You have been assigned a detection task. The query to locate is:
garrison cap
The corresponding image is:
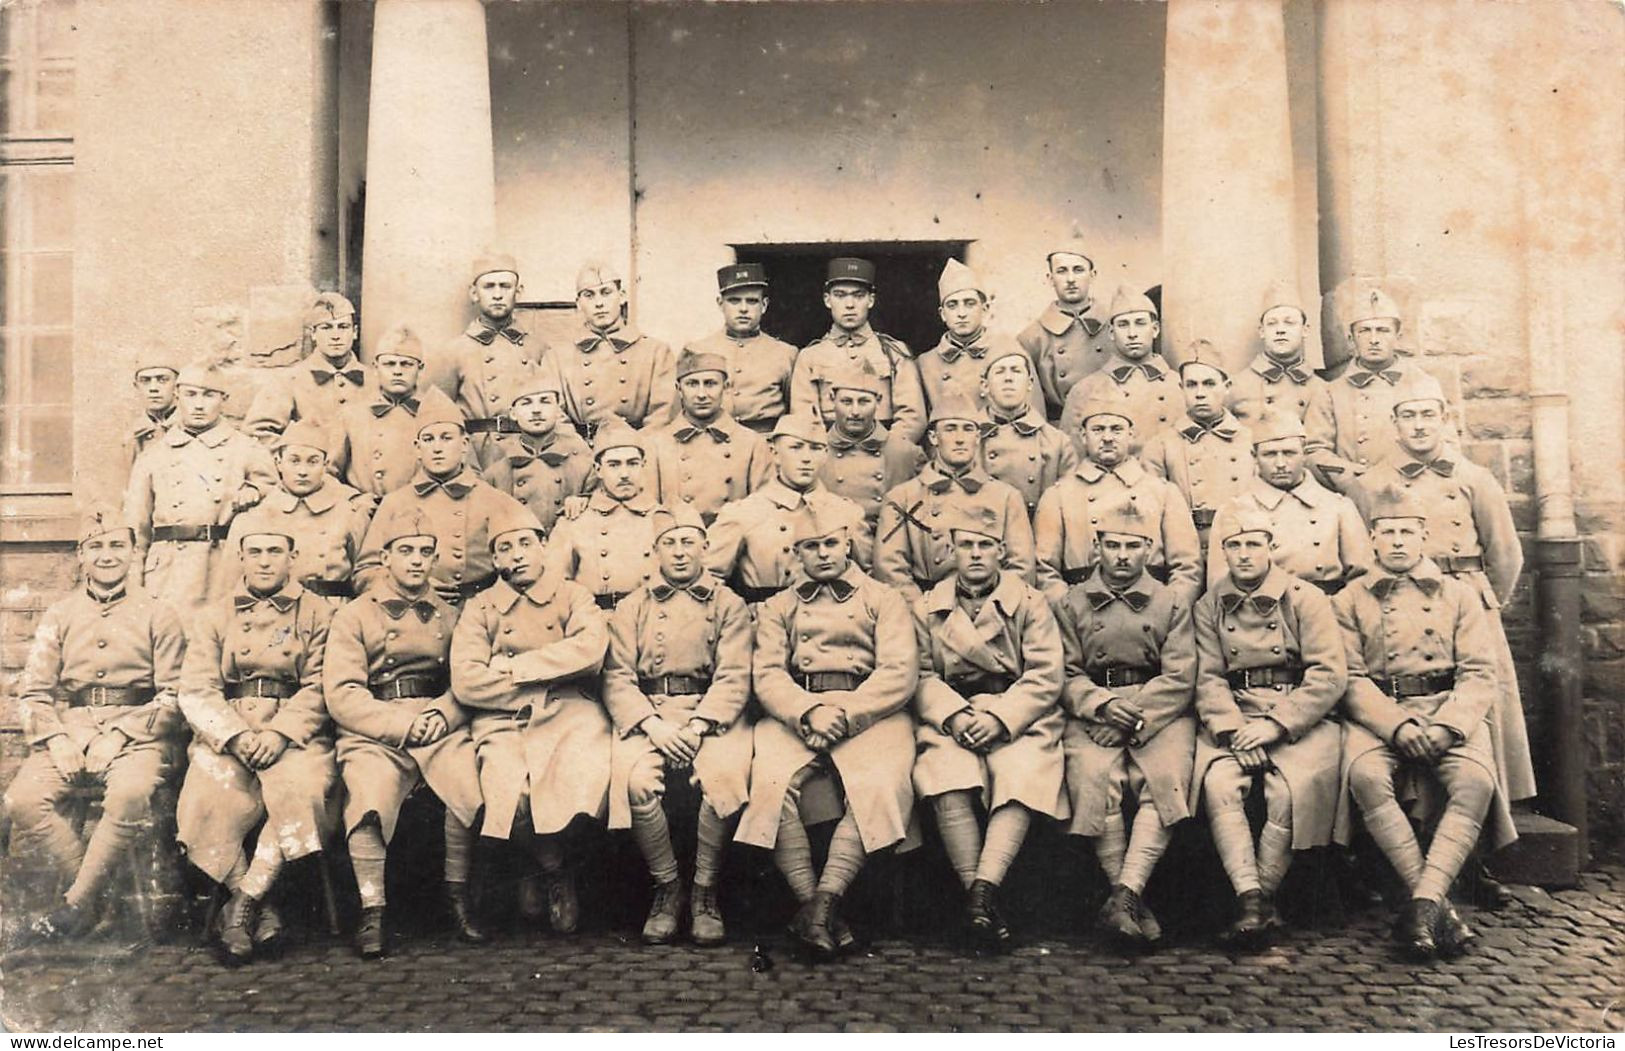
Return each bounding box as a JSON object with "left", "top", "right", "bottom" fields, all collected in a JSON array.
[
  {"left": 510, "top": 364, "right": 563, "bottom": 401},
  {"left": 825, "top": 257, "right": 875, "bottom": 289},
  {"left": 675, "top": 349, "right": 729, "bottom": 381},
  {"left": 230, "top": 504, "right": 296, "bottom": 547},
  {"left": 275, "top": 420, "right": 333, "bottom": 456},
  {"left": 717, "top": 262, "right": 768, "bottom": 294},
  {"left": 1250, "top": 410, "right": 1308, "bottom": 446},
  {"left": 1178, "top": 339, "right": 1229, "bottom": 380},
  {"left": 304, "top": 292, "right": 356, "bottom": 328},
  {"left": 928, "top": 390, "right": 988, "bottom": 428},
  {"left": 1367, "top": 486, "right": 1429, "bottom": 524},
  {"left": 78, "top": 502, "right": 133, "bottom": 545},
  {"left": 592, "top": 419, "right": 646, "bottom": 460},
  {"left": 937, "top": 258, "right": 984, "bottom": 303},
  {"left": 471, "top": 252, "right": 519, "bottom": 283},
  {"left": 175, "top": 362, "right": 230, "bottom": 396},
  {"left": 487, "top": 501, "right": 545, "bottom": 548},
  {"left": 652, "top": 504, "right": 706, "bottom": 541},
  {"left": 1349, "top": 286, "right": 1402, "bottom": 327},
  {"left": 1093, "top": 502, "right": 1156, "bottom": 542},
  {"left": 414, "top": 393, "right": 467, "bottom": 437},
  {"left": 944, "top": 503, "right": 1004, "bottom": 543},
  {"left": 1046, "top": 225, "right": 1095, "bottom": 270},
  {"left": 769, "top": 414, "right": 829, "bottom": 446},
  {"left": 374, "top": 325, "right": 425, "bottom": 364},
  {"left": 1108, "top": 286, "right": 1159, "bottom": 322},
  {"left": 576, "top": 261, "right": 621, "bottom": 292},
  {"left": 827, "top": 359, "right": 884, "bottom": 397},
  {"left": 791, "top": 502, "right": 852, "bottom": 545},
  {"left": 1221, "top": 507, "right": 1276, "bottom": 543},
  {"left": 374, "top": 505, "right": 438, "bottom": 548},
  {"left": 132, "top": 359, "right": 179, "bottom": 381},
  {"left": 982, "top": 348, "right": 1032, "bottom": 377},
  {"left": 1075, "top": 390, "right": 1135, "bottom": 428},
  {"left": 1258, "top": 279, "right": 1305, "bottom": 321}
]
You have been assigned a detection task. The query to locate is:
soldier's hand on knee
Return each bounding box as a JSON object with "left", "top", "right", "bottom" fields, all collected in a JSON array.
[
  {"left": 1234, "top": 746, "right": 1270, "bottom": 773},
  {"left": 253, "top": 731, "right": 290, "bottom": 769},
  {"left": 44, "top": 735, "right": 86, "bottom": 780},
  {"left": 1420, "top": 724, "right": 1455, "bottom": 762},
  {"left": 804, "top": 705, "right": 847, "bottom": 743},
  {"left": 407, "top": 710, "right": 449, "bottom": 747},
  {"left": 1392, "top": 721, "right": 1432, "bottom": 762},
  {"left": 644, "top": 716, "right": 697, "bottom": 766},
  {"left": 962, "top": 711, "right": 1006, "bottom": 751},
  {"left": 83, "top": 730, "right": 124, "bottom": 775},
  {"left": 1230, "top": 718, "right": 1286, "bottom": 752},
  {"left": 945, "top": 709, "right": 974, "bottom": 743},
  {"left": 1083, "top": 722, "right": 1126, "bottom": 749},
  {"left": 1098, "top": 697, "right": 1143, "bottom": 734}
]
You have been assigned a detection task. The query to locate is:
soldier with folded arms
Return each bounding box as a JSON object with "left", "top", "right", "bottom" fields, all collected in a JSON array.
[
  {"left": 1193, "top": 509, "right": 1346, "bottom": 949},
  {"left": 5, "top": 506, "right": 188, "bottom": 943},
  {"left": 603, "top": 507, "right": 754, "bottom": 946},
  {"left": 736, "top": 504, "right": 918, "bottom": 960}
]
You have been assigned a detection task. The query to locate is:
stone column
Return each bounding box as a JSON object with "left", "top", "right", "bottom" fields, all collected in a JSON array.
[
  {"left": 1160, "top": 0, "right": 1322, "bottom": 371},
  {"left": 360, "top": 0, "right": 495, "bottom": 357}
]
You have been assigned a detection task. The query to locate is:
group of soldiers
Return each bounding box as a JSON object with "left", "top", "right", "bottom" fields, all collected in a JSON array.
[{"left": 6, "top": 243, "right": 1533, "bottom": 969}]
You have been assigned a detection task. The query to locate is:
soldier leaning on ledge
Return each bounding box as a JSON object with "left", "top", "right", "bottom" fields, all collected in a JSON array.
[{"left": 6, "top": 505, "right": 188, "bottom": 943}]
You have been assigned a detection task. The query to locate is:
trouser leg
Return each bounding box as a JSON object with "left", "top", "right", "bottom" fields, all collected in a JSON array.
[
  {"left": 931, "top": 790, "right": 983, "bottom": 888},
  {"left": 973, "top": 803, "right": 1031, "bottom": 887}
]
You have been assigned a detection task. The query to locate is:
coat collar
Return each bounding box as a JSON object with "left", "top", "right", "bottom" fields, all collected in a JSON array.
[
  {"left": 1214, "top": 565, "right": 1290, "bottom": 606},
  {"left": 825, "top": 324, "right": 875, "bottom": 348},
  {"left": 234, "top": 580, "right": 306, "bottom": 614},
  {"left": 411, "top": 465, "right": 479, "bottom": 498},
  {"left": 984, "top": 409, "right": 1043, "bottom": 437},
  {"left": 650, "top": 576, "right": 715, "bottom": 603},
  {"left": 486, "top": 572, "right": 562, "bottom": 613},
  {"left": 132, "top": 407, "right": 175, "bottom": 439},
  {"left": 925, "top": 569, "right": 1023, "bottom": 618},
  {"left": 1180, "top": 411, "right": 1241, "bottom": 443},
  {"left": 1361, "top": 557, "right": 1445, "bottom": 599},
  {"left": 164, "top": 421, "right": 233, "bottom": 448},
  {"left": 574, "top": 320, "right": 643, "bottom": 352},
  {"left": 1249, "top": 473, "right": 1330, "bottom": 510},
  {"left": 272, "top": 480, "right": 339, "bottom": 515},
  {"left": 826, "top": 420, "right": 890, "bottom": 453},
  {"left": 1102, "top": 351, "right": 1171, "bottom": 384},
  {"left": 1073, "top": 457, "right": 1147, "bottom": 486},
  {"left": 919, "top": 460, "right": 991, "bottom": 495},
  {"left": 465, "top": 316, "right": 527, "bottom": 347},
  {"left": 1248, "top": 351, "right": 1313, "bottom": 384},
  {"left": 761, "top": 478, "right": 817, "bottom": 511},
  {"left": 587, "top": 487, "right": 657, "bottom": 516},
  {"left": 1037, "top": 301, "right": 1104, "bottom": 338},
  {"left": 1081, "top": 565, "right": 1154, "bottom": 612}
]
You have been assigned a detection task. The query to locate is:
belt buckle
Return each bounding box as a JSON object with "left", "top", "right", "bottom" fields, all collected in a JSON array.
[
  {"left": 85, "top": 685, "right": 110, "bottom": 706},
  {"left": 1243, "top": 669, "right": 1263, "bottom": 689},
  {"left": 1103, "top": 668, "right": 1125, "bottom": 688}
]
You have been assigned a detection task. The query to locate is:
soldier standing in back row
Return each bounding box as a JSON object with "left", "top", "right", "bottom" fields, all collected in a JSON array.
[
  {"left": 791, "top": 257, "right": 927, "bottom": 446},
  {"left": 1058, "top": 287, "right": 1179, "bottom": 456},
  {"left": 815, "top": 360, "right": 925, "bottom": 543},
  {"left": 246, "top": 293, "right": 375, "bottom": 454},
  {"left": 1017, "top": 239, "right": 1114, "bottom": 419},
  {"left": 1226, "top": 281, "right": 1334, "bottom": 437},
  {"left": 644, "top": 350, "right": 774, "bottom": 524},
  {"left": 331, "top": 326, "right": 467, "bottom": 500},
  {"left": 479, "top": 371, "right": 597, "bottom": 536},
  {"left": 916, "top": 260, "right": 1044, "bottom": 419},
  {"left": 683, "top": 263, "right": 799, "bottom": 434},
  {"left": 123, "top": 358, "right": 179, "bottom": 474},
  {"left": 550, "top": 262, "right": 677, "bottom": 441}
]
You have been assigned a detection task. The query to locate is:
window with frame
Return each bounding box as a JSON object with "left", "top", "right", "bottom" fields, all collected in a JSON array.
[{"left": 1, "top": 0, "right": 75, "bottom": 494}]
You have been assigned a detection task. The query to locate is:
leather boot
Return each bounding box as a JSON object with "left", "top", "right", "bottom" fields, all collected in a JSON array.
[
  {"left": 791, "top": 891, "right": 839, "bottom": 959},
  {"left": 1436, "top": 900, "right": 1478, "bottom": 958},
  {"left": 1097, "top": 885, "right": 1147, "bottom": 948},
  {"left": 1221, "top": 889, "right": 1268, "bottom": 949},
  {"left": 446, "top": 881, "right": 487, "bottom": 943},
  {"left": 218, "top": 890, "right": 259, "bottom": 965},
  {"left": 546, "top": 869, "right": 580, "bottom": 934},
  {"left": 966, "top": 879, "right": 1011, "bottom": 951},
  {"left": 252, "top": 900, "right": 285, "bottom": 952},
  {"left": 829, "top": 911, "right": 857, "bottom": 954},
  {"left": 641, "top": 879, "right": 685, "bottom": 945},
  {"left": 1397, "top": 898, "right": 1440, "bottom": 960},
  {"left": 1470, "top": 861, "right": 1513, "bottom": 911},
  {"left": 517, "top": 872, "right": 546, "bottom": 922},
  {"left": 1135, "top": 894, "right": 1164, "bottom": 945},
  {"left": 689, "top": 883, "right": 726, "bottom": 947},
  {"left": 356, "top": 904, "right": 387, "bottom": 960},
  {"left": 1253, "top": 893, "right": 1283, "bottom": 944},
  {"left": 25, "top": 900, "right": 95, "bottom": 945}
]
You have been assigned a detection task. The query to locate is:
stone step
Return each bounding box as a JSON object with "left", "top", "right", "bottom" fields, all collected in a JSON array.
[{"left": 1490, "top": 811, "right": 1581, "bottom": 889}]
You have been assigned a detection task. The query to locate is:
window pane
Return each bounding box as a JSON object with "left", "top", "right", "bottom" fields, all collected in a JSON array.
[
  {"left": 28, "top": 251, "right": 71, "bottom": 325},
  {"left": 29, "top": 167, "right": 72, "bottom": 248},
  {"left": 36, "top": 0, "right": 77, "bottom": 60},
  {"left": 16, "top": 405, "right": 73, "bottom": 487},
  {"left": 32, "top": 62, "right": 73, "bottom": 134},
  {"left": 28, "top": 329, "right": 71, "bottom": 404}
]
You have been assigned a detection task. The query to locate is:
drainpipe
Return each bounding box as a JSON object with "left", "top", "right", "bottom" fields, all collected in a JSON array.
[{"left": 1530, "top": 383, "right": 1587, "bottom": 865}]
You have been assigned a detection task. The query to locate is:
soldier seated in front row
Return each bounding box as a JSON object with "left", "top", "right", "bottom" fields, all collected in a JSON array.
[
  {"left": 1333, "top": 490, "right": 1517, "bottom": 960},
  {"left": 1193, "top": 510, "right": 1346, "bottom": 949},
  {"left": 1055, "top": 506, "right": 1197, "bottom": 950},
  {"left": 737, "top": 505, "right": 919, "bottom": 961},
  {"left": 603, "top": 509, "right": 755, "bottom": 946},
  {"left": 323, "top": 506, "right": 486, "bottom": 958},
  {"left": 6, "top": 506, "right": 187, "bottom": 943},
  {"left": 912, "top": 508, "right": 1067, "bottom": 952},
  {"left": 176, "top": 528, "right": 338, "bottom": 965}
]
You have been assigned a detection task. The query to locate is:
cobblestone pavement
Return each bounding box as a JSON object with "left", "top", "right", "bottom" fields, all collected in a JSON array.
[{"left": 1, "top": 867, "right": 1619, "bottom": 1033}]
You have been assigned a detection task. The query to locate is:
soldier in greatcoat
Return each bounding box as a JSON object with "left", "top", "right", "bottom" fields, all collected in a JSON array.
[
  {"left": 1334, "top": 489, "right": 1516, "bottom": 959},
  {"left": 175, "top": 527, "right": 338, "bottom": 964},
  {"left": 976, "top": 349, "right": 1078, "bottom": 519},
  {"left": 1054, "top": 505, "right": 1197, "bottom": 949},
  {"left": 479, "top": 370, "right": 596, "bottom": 537},
  {"left": 916, "top": 260, "right": 1044, "bottom": 419},
  {"left": 330, "top": 325, "right": 468, "bottom": 499},
  {"left": 123, "top": 358, "right": 179, "bottom": 475},
  {"left": 683, "top": 262, "right": 798, "bottom": 434},
  {"left": 1015, "top": 240, "right": 1114, "bottom": 419},
  {"left": 549, "top": 261, "right": 677, "bottom": 441},
  {"left": 5, "top": 506, "right": 187, "bottom": 942},
  {"left": 1193, "top": 509, "right": 1347, "bottom": 948},
  {"left": 602, "top": 507, "right": 754, "bottom": 946},
  {"left": 323, "top": 505, "right": 485, "bottom": 957},
  {"left": 912, "top": 506, "right": 1066, "bottom": 951},
  {"left": 1226, "top": 281, "right": 1334, "bottom": 438},
  {"left": 644, "top": 350, "right": 774, "bottom": 524},
  {"left": 815, "top": 361, "right": 925, "bottom": 543},
  {"left": 1058, "top": 287, "right": 1180, "bottom": 456},
  {"left": 245, "top": 292, "right": 375, "bottom": 453},
  {"left": 875, "top": 393, "right": 1035, "bottom": 607},
  {"left": 736, "top": 504, "right": 918, "bottom": 960},
  {"left": 451, "top": 503, "right": 611, "bottom": 935}
]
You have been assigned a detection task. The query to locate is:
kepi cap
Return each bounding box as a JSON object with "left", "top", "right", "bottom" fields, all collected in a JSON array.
[
  {"left": 825, "top": 257, "right": 875, "bottom": 289},
  {"left": 717, "top": 262, "right": 768, "bottom": 294}
]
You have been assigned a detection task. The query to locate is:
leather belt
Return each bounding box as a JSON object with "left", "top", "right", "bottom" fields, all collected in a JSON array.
[
  {"left": 739, "top": 417, "right": 778, "bottom": 434},
  {"left": 1435, "top": 555, "right": 1485, "bottom": 574},
  {"left": 303, "top": 578, "right": 356, "bottom": 599},
  {"left": 69, "top": 685, "right": 155, "bottom": 708},
  {"left": 369, "top": 671, "right": 450, "bottom": 700},
  {"left": 734, "top": 582, "right": 784, "bottom": 604},
  {"left": 595, "top": 591, "right": 630, "bottom": 611},
  {"left": 946, "top": 672, "right": 1017, "bottom": 695},
  {"left": 1060, "top": 566, "right": 1090, "bottom": 586},
  {"left": 448, "top": 578, "right": 494, "bottom": 601},
  {"left": 571, "top": 420, "right": 600, "bottom": 443},
  {"left": 639, "top": 674, "right": 712, "bottom": 696},
  {"left": 796, "top": 671, "right": 864, "bottom": 692},
  {"left": 464, "top": 417, "right": 520, "bottom": 435},
  {"left": 1310, "top": 578, "right": 1347, "bottom": 596},
  {"left": 152, "top": 523, "right": 231, "bottom": 543},
  {"left": 913, "top": 575, "right": 942, "bottom": 594},
  {"left": 1088, "top": 665, "right": 1159, "bottom": 688},
  {"left": 1191, "top": 507, "right": 1217, "bottom": 529},
  {"left": 1373, "top": 671, "right": 1456, "bottom": 698},
  {"left": 226, "top": 677, "right": 298, "bottom": 701},
  {"left": 1225, "top": 665, "right": 1305, "bottom": 690}
]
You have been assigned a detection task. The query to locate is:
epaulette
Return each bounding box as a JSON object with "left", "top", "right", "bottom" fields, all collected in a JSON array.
[{"left": 877, "top": 332, "right": 914, "bottom": 360}]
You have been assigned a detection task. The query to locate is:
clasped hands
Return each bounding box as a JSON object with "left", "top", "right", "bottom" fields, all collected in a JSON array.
[
  {"left": 945, "top": 707, "right": 1005, "bottom": 753},
  {"left": 1392, "top": 720, "right": 1456, "bottom": 764},
  {"left": 228, "top": 729, "right": 290, "bottom": 770},
  {"left": 1227, "top": 717, "right": 1287, "bottom": 772},
  {"left": 1084, "top": 696, "right": 1144, "bottom": 748},
  {"left": 643, "top": 715, "right": 706, "bottom": 768},
  {"left": 800, "top": 704, "right": 850, "bottom": 752},
  {"left": 404, "top": 709, "right": 451, "bottom": 748}
]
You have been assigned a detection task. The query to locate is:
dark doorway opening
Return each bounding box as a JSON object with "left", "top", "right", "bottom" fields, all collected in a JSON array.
[{"left": 731, "top": 241, "right": 971, "bottom": 354}]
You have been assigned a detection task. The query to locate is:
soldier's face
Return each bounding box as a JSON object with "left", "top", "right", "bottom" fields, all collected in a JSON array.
[
  {"left": 1255, "top": 437, "right": 1307, "bottom": 489},
  {"left": 981, "top": 356, "right": 1033, "bottom": 414},
  {"left": 471, "top": 271, "right": 520, "bottom": 322},
  {"left": 134, "top": 368, "right": 177, "bottom": 413},
  {"left": 1258, "top": 306, "right": 1306, "bottom": 361},
  {"left": 796, "top": 533, "right": 850, "bottom": 581},
  {"left": 677, "top": 372, "right": 727, "bottom": 422},
  {"left": 310, "top": 314, "right": 356, "bottom": 362},
  {"left": 1083, "top": 415, "right": 1132, "bottom": 468},
  {"left": 1372, "top": 517, "right": 1427, "bottom": 573},
  {"left": 824, "top": 283, "right": 873, "bottom": 331},
  {"left": 720, "top": 289, "right": 767, "bottom": 336},
  {"left": 374, "top": 353, "right": 422, "bottom": 397},
  {"left": 1393, "top": 399, "right": 1445, "bottom": 456},
  {"left": 1181, "top": 364, "right": 1229, "bottom": 423},
  {"left": 1350, "top": 318, "right": 1399, "bottom": 367},
  {"left": 1111, "top": 312, "right": 1159, "bottom": 361},
  {"left": 929, "top": 419, "right": 981, "bottom": 469},
  {"left": 416, "top": 424, "right": 467, "bottom": 477},
  {"left": 177, "top": 384, "right": 226, "bottom": 429},
  {"left": 1048, "top": 254, "right": 1094, "bottom": 305},
  {"left": 78, "top": 531, "right": 135, "bottom": 589},
  {"left": 510, "top": 391, "right": 562, "bottom": 435},
  {"left": 952, "top": 531, "right": 1004, "bottom": 587},
  {"left": 277, "top": 444, "right": 328, "bottom": 497},
  {"left": 831, "top": 389, "right": 879, "bottom": 437},
  {"left": 939, "top": 292, "right": 987, "bottom": 338},
  {"left": 1222, "top": 532, "right": 1273, "bottom": 586},
  {"left": 1095, "top": 532, "right": 1150, "bottom": 586},
  {"left": 773, "top": 436, "right": 827, "bottom": 489},
  {"left": 240, "top": 534, "right": 294, "bottom": 594},
  {"left": 492, "top": 528, "right": 544, "bottom": 588},
  {"left": 383, "top": 536, "right": 438, "bottom": 591},
  {"left": 656, "top": 527, "right": 706, "bottom": 584},
  {"left": 577, "top": 281, "right": 624, "bottom": 330},
  {"left": 597, "top": 448, "right": 645, "bottom": 501}
]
